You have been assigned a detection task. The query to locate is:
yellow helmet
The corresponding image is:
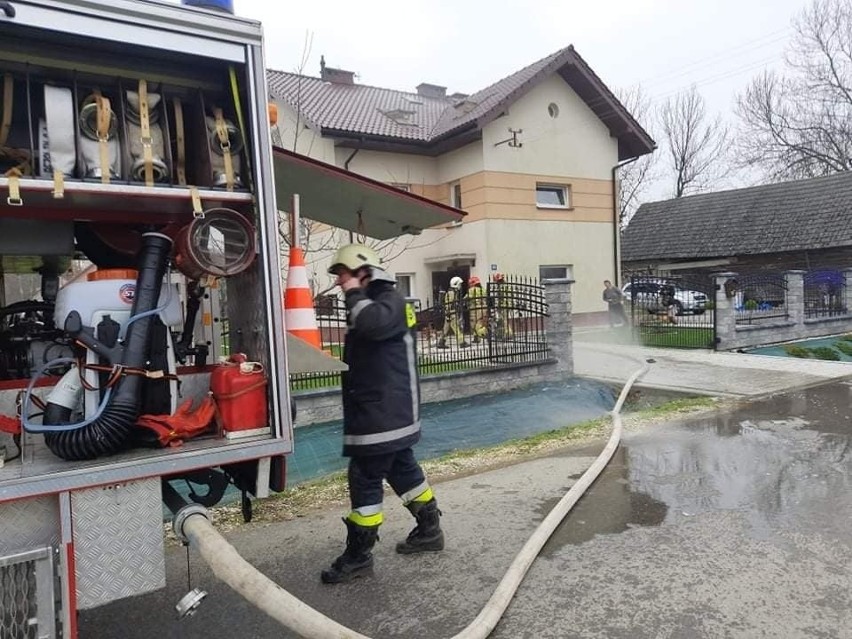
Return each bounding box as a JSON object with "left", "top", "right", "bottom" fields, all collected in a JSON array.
[{"left": 328, "top": 243, "right": 382, "bottom": 274}]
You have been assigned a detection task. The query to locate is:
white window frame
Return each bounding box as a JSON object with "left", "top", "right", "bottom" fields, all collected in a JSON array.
[
  {"left": 535, "top": 183, "right": 570, "bottom": 209},
  {"left": 539, "top": 264, "right": 574, "bottom": 280},
  {"left": 396, "top": 273, "right": 414, "bottom": 298}
]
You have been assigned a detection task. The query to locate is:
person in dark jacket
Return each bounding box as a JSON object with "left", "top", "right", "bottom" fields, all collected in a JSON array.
[{"left": 321, "top": 243, "right": 445, "bottom": 585}]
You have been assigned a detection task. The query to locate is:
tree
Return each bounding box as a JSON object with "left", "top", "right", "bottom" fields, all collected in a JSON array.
[
  {"left": 737, "top": 0, "right": 852, "bottom": 180},
  {"left": 659, "top": 87, "right": 729, "bottom": 198},
  {"left": 615, "top": 86, "right": 658, "bottom": 226}
]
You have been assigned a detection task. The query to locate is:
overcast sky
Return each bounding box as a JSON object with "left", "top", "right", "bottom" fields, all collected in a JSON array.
[{"left": 231, "top": 0, "right": 808, "bottom": 130}]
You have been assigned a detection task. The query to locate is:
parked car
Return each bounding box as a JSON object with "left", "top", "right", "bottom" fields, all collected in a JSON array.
[{"left": 622, "top": 280, "right": 708, "bottom": 315}]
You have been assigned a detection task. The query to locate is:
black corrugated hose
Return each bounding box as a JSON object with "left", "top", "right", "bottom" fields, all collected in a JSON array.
[{"left": 43, "top": 233, "right": 173, "bottom": 460}]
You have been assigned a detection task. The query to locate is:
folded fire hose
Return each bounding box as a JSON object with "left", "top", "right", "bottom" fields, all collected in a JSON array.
[
  {"left": 42, "top": 85, "right": 76, "bottom": 178},
  {"left": 126, "top": 82, "right": 169, "bottom": 185},
  {"left": 78, "top": 91, "right": 121, "bottom": 182},
  {"left": 168, "top": 360, "right": 652, "bottom": 638}
]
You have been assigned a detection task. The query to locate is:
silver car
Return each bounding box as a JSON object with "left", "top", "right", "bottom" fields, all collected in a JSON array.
[{"left": 622, "top": 280, "right": 708, "bottom": 315}]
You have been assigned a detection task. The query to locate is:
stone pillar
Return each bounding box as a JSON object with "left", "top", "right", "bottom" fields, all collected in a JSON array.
[
  {"left": 843, "top": 269, "right": 852, "bottom": 314},
  {"left": 714, "top": 272, "right": 737, "bottom": 350},
  {"left": 785, "top": 270, "right": 805, "bottom": 327},
  {"left": 543, "top": 278, "right": 574, "bottom": 379}
]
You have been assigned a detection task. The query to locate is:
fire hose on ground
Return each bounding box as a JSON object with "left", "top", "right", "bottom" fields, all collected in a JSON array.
[{"left": 165, "top": 359, "right": 652, "bottom": 639}]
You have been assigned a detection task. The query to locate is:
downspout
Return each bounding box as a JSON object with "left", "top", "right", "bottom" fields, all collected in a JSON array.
[
  {"left": 611, "top": 156, "right": 640, "bottom": 285},
  {"left": 344, "top": 148, "right": 360, "bottom": 243}
]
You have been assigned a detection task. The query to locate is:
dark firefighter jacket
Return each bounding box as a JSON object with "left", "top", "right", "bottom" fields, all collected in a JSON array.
[{"left": 341, "top": 269, "right": 420, "bottom": 457}]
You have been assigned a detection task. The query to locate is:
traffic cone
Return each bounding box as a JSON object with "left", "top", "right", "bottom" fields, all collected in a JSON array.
[{"left": 284, "top": 247, "right": 322, "bottom": 349}]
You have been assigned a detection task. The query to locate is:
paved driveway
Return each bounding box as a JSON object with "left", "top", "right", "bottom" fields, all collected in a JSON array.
[{"left": 81, "top": 381, "right": 852, "bottom": 638}]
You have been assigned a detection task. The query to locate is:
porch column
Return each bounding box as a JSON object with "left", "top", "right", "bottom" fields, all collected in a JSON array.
[
  {"left": 714, "top": 272, "right": 738, "bottom": 350},
  {"left": 543, "top": 278, "right": 574, "bottom": 379}
]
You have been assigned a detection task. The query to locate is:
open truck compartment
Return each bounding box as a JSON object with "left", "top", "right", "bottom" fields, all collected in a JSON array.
[{"left": 0, "top": 2, "right": 291, "bottom": 633}]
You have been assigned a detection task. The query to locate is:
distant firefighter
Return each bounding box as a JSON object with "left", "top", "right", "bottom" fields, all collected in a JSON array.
[
  {"left": 466, "top": 276, "right": 488, "bottom": 342},
  {"left": 437, "top": 276, "right": 469, "bottom": 349}
]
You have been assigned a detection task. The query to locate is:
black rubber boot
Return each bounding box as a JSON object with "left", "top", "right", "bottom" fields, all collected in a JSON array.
[
  {"left": 396, "top": 498, "right": 444, "bottom": 554},
  {"left": 321, "top": 519, "right": 379, "bottom": 584}
]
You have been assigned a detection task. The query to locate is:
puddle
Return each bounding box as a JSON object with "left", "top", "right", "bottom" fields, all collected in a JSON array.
[
  {"left": 539, "top": 381, "right": 852, "bottom": 552},
  {"left": 538, "top": 446, "right": 669, "bottom": 555}
]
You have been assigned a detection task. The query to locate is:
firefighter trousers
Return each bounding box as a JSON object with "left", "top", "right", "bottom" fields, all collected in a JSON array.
[{"left": 346, "top": 448, "right": 433, "bottom": 527}]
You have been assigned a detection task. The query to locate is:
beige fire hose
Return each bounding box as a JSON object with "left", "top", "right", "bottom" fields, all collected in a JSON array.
[{"left": 174, "top": 359, "right": 652, "bottom": 638}]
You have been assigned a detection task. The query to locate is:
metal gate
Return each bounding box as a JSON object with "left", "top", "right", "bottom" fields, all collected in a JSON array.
[{"left": 627, "top": 274, "right": 716, "bottom": 349}]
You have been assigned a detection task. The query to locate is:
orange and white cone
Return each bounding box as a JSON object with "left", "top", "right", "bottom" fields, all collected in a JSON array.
[{"left": 284, "top": 247, "right": 322, "bottom": 349}]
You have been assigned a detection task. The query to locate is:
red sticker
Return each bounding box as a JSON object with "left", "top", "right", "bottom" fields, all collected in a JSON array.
[{"left": 119, "top": 284, "right": 136, "bottom": 305}]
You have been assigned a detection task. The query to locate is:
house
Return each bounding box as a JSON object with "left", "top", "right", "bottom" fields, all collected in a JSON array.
[
  {"left": 621, "top": 172, "right": 852, "bottom": 276},
  {"left": 267, "top": 46, "right": 654, "bottom": 322}
]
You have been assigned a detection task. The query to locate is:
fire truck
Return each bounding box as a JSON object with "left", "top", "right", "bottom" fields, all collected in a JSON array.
[{"left": 0, "top": 1, "right": 462, "bottom": 636}]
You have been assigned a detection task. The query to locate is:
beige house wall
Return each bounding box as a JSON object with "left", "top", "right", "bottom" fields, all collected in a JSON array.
[
  {"left": 273, "top": 77, "right": 621, "bottom": 317},
  {"left": 333, "top": 149, "right": 439, "bottom": 186},
  {"left": 482, "top": 219, "right": 614, "bottom": 315},
  {"left": 272, "top": 99, "right": 336, "bottom": 164},
  {"left": 481, "top": 74, "right": 619, "bottom": 179}
]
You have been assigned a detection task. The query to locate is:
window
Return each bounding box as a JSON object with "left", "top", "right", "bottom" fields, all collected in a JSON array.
[
  {"left": 547, "top": 102, "right": 560, "bottom": 118},
  {"left": 536, "top": 184, "right": 570, "bottom": 209},
  {"left": 539, "top": 265, "right": 573, "bottom": 280},
  {"left": 450, "top": 182, "right": 462, "bottom": 209},
  {"left": 390, "top": 183, "right": 411, "bottom": 192},
  {"left": 396, "top": 274, "right": 414, "bottom": 298}
]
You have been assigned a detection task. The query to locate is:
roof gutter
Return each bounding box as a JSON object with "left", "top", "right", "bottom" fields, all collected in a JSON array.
[{"left": 612, "top": 156, "right": 640, "bottom": 285}]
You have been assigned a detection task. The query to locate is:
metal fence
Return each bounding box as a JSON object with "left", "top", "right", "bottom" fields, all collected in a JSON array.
[
  {"left": 734, "top": 273, "right": 789, "bottom": 325},
  {"left": 804, "top": 270, "right": 849, "bottom": 319},
  {"left": 628, "top": 274, "right": 716, "bottom": 349},
  {"left": 289, "top": 275, "right": 549, "bottom": 392}
]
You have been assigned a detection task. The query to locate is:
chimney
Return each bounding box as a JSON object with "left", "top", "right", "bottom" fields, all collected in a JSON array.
[
  {"left": 450, "top": 92, "right": 469, "bottom": 100},
  {"left": 320, "top": 57, "right": 355, "bottom": 85},
  {"left": 416, "top": 83, "right": 447, "bottom": 99}
]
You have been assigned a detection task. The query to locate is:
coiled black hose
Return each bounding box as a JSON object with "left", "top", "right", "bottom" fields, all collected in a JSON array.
[{"left": 44, "top": 233, "right": 173, "bottom": 461}]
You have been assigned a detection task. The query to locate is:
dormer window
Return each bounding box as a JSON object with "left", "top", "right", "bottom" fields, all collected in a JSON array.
[{"left": 380, "top": 108, "right": 416, "bottom": 125}]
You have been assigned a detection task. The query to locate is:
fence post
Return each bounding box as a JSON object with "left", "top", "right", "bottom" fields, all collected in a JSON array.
[
  {"left": 844, "top": 269, "right": 852, "bottom": 314},
  {"left": 542, "top": 278, "right": 574, "bottom": 379},
  {"left": 785, "top": 270, "right": 805, "bottom": 328},
  {"left": 714, "top": 272, "right": 737, "bottom": 350}
]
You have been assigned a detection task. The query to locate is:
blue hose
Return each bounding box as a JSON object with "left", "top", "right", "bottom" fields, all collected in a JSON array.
[
  {"left": 23, "top": 267, "right": 174, "bottom": 434},
  {"left": 21, "top": 358, "right": 114, "bottom": 433}
]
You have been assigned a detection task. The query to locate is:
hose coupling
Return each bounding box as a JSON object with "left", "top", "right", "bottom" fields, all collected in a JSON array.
[{"left": 173, "top": 504, "right": 209, "bottom": 543}]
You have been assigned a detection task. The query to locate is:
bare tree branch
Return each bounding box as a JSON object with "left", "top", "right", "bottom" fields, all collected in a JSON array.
[
  {"left": 737, "top": 0, "right": 852, "bottom": 179},
  {"left": 614, "top": 86, "right": 658, "bottom": 226},
  {"left": 659, "top": 87, "right": 730, "bottom": 197}
]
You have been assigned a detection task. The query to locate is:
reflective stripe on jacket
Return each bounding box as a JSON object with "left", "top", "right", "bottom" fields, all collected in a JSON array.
[{"left": 341, "top": 277, "right": 420, "bottom": 457}]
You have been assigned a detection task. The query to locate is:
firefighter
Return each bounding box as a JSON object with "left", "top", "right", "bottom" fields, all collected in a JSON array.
[
  {"left": 465, "top": 276, "right": 488, "bottom": 342},
  {"left": 437, "top": 275, "right": 469, "bottom": 349},
  {"left": 492, "top": 273, "right": 514, "bottom": 339},
  {"left": 322, "top": 243, "right": 444, "bottom": 584}
]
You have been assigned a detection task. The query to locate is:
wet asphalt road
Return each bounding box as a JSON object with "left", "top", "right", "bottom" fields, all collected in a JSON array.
[{"left": 80, "top": 381, "right": 852, "bottom": 638}]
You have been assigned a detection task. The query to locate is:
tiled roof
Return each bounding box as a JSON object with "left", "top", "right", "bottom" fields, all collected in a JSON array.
[
  {"left": 429, "top": 47, "right": 568, "bottom": 138},
  {"left": 267, "top": 46, "right": 655, "bottom": 158},
  {"left": 621, "top": 171, "right": 852, "bottom": 262},
  {"left": 267, "top": 72, "right": 450, "bottom": 141}
]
